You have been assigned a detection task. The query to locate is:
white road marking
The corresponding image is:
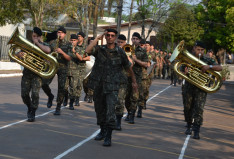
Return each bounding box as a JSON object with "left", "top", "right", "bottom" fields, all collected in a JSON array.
[
  {"left": 178, "top": 135, "right": 191, "bottom": 159},
  {"left": 0, "top": 102, "right": 84, "bottom": 130},
  {"left": 54, "top": 85, "right": 172, "bottom": 158},
  {"left": 54, "top": 129, "right": 100, "bottom": 159}
]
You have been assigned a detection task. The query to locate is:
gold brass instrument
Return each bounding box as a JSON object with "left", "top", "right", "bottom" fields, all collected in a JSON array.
[
  {"left": 123, "top": 44, "right": 135, "bottom": 56},
  {"left": 169, "top": 40, "right": 222, "bottom": 93},
  {"left": 8, "top": 27, "right": 58, "bottom": 79}
]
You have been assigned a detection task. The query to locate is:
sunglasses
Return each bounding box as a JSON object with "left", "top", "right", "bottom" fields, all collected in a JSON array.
[{"left": 106, "top": 34, "right": 115, "bottom": 37}]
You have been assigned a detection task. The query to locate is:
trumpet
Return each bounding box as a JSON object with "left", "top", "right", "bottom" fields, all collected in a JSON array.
[
  {"left": 122, "top": 44, "right": 135, "bottom": 56},
  {"left": 169, "top": 40, "right": 222, "bottom": 93}
]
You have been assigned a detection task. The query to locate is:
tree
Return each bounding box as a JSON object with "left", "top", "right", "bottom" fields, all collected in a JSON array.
[
  {"left": 195, "top": 0, "right": 234, "bottom": 52},
  {"left": 156, "top": 4, "right": 204, "bottom": 51},
  {"left": 0, "top": 0, "right": 25, "bottom": 26}
]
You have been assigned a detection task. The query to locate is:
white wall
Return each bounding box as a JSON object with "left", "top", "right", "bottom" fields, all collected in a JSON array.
[{"left": 0, "top": 23, "right": 26, "bottom": 37}]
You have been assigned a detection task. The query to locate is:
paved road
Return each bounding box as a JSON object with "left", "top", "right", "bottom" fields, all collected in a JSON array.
[{"left": 0, "top": 76, "right": 233, "bottom": 159}]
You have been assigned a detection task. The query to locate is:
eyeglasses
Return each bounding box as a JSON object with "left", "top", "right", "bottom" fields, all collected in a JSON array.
[
  {"left": 70, "top": 40, "right": 77, "bottom": 41},
  {"left": 106, "top": 34, "right": 115, "bottom": 37}
]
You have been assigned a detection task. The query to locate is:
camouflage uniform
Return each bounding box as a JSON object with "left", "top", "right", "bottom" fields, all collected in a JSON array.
[
  {"left": 46, "top": 39, "right": 72, "bottom": 107},
  {"left": 183, "top": 56, "right": 218, "bottom": 126},
  {"left": 76, "top": 43, "right": 86, "bottom": 98},
  {"left": 125, "top": 46, "right": 148, "bottom": 120},
  {"left": 64, "top": 46, "right": 80, "bottom": 100},
  {"left": 21, "top": 69, "right": 42, "bottom": 111},
  {"left": 138, "top": 51, "right": 153, "bottom": 110},
  {"left": 21, "top": 41, "right": 49, "bottom": 111},
  {"left": 115, "top": 69, "right": 128, "bottom": 116},
  {"left": 88, "top": 45, "right": 131, "bottom": 129}
]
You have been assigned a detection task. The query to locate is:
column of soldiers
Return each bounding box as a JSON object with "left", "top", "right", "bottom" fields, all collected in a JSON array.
[{"left": 16, "top": 26, "right": 166, "bottom": 146}]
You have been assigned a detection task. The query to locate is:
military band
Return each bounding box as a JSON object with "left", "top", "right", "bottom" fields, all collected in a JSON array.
[{"left": 11, "top": 24, "right": 223, "bottom": 147}]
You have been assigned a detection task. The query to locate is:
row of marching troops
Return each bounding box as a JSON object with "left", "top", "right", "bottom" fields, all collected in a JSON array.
[
  {"left": 15, "top": 25, "right": 223, "bottom": 147},
  {"left": 16, "top": 25, "right": 160, "bottom": 146}
]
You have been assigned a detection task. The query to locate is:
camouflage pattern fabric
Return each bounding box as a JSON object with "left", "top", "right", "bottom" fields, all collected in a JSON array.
[
  {"left": 182, "top": 56, "right": 218, "bottom": 125},
  {"left": 88, "top": 45, "right": 131, "bottom": 129},
  {"left": 21, "top": 69, "right": 42, "bottom": 110}
]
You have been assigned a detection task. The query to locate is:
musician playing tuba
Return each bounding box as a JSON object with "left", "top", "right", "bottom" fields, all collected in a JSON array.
[
  {"left": 15, "top": 27, "right": 51, "bottom": 122},
  {"left": 181, "top": 41, "right": 222, "bottom": 139}
]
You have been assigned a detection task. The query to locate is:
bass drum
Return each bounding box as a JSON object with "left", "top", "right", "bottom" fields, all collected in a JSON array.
[{"left": 84, "top": 55, "right": 95, "bottom": 79}]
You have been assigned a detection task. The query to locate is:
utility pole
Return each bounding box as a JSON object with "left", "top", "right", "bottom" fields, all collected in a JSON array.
[{"left": 116, "top": 0, "right": 123, "bottom": 37}]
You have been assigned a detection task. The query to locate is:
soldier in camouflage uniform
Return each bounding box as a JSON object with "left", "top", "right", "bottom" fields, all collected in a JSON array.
[
  {"left": 74, "top": 32, "right": 90, "bottom": 106},
  {"left": 125, "top": 32, "right": 149, "bottom": 124},
  {"left": 63, "top": 34, "right": 83, "bottom": 110},
  {"left": 182, "top": 41, "right": 222, "bottom": 139},
  {"left": 137, "top": 40, "right": 151, "bottom": 118},
  {"left": 115, "top": 34, "right": 132, "bottom": 130},
  {"left": 86, "top": 29, "right": 137, "bottom": 146},
  {"left": 16, "top": 27, "right": 51, "bottom": 122},
  {"left": 47, "top": 26, "right": 72, "bottom": 115}
]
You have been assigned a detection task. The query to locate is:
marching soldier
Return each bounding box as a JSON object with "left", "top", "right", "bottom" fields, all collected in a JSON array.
[
  {"left": 16, "top": 27, "right": 51, "bottom": 122},
  {"left": 182, "top": 41, "right": 222, "bottom": 139},
  {"left": 63, "top": 34, "right": 83, "bottom": 110},
  {"left": 115, "top": 34, "right": 133, "bottom": 130},
  {"left": 48, "top": 26, "right": 72, "bottom": 115},
  {"left": 125, "top": 32, "right": 148, "bottom": 124},
  {"left": 74, "top": 31, "right": 90, "bottom": 106},
  {"left": 137, "top": 41, "right": 153, "bottom": 118},
  {"left": 85, "top": 29, "right": 137, "bottom": 146}
]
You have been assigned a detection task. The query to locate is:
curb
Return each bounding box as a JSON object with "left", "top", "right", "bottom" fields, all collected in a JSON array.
[{"left": 0, "top": 73, "right": 23, "bottom": 78}]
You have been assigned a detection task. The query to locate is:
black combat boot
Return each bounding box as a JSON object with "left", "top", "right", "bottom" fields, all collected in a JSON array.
[
  {"left": 74, "top": 97, "right": 80, "bottom": 106},
  {"left": 27, "top": 108, "right": 36, "bottom": 122},
  {"left": 47, "top": 94, "right": 54, "bottom": 108},
  {"left": 103, "top": 128, "right": 113, "bottom": 146},
  {"left": 88, "top": 95, "right": 93, "bottom": 103},
  {"left": 54, "top": 104, "right": 61, "bottom": 115},
  {"left": 84, "top": 94, "right": 88, "bottom": 102},
  {"left": 95, "top": 125, "right": 107, "bottom": 140},
  {"left": 124, "top": 112, "right": 130, "bottom": 121},
  {"left": 128, "top": 110, "right": 136, "bottom": 124},
  {"left": 185, "top": 123, "right": 192, "bottom": 135},
  {"left": 116, "top": 115, "right": 122, "bottom": 131},
  {"left": 63, "top": 93, "right": 68, "bottom": 106},
  {"left": 137, "top": 106, "right": 143, "bottom": 118},
  {"left": 192, "top": 124, "right": 200, "bottom": 139},
  {"left": 69, "top": 99, "right": 75, "bottom": 110}
]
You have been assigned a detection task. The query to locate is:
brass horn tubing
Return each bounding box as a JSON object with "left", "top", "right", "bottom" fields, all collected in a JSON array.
[
  {"left": 9, "top": 45, "right": 57, "bottom": 79},
  {"left": 174, "top": 61, "right": 221, "bottom": 93}
]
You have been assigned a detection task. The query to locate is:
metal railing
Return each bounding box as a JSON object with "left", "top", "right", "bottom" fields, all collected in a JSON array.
[{"left": 0, "top": 36, "right": 11, "bottom": 61}]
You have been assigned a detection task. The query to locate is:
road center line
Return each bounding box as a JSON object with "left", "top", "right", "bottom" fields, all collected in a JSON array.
[{"left": 54, "top": 85, "right": 172, "bottom": 159}]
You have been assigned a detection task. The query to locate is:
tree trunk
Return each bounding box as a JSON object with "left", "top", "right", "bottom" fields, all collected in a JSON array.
[
  {"left": 93, "top": 0, "right": 100, "bottom": 38},
  {"left": 116, "top": 0, "right": 123, "bottom": 37},
  {"left": 127, "top": 0, "right": 134, "bottom": 44}
]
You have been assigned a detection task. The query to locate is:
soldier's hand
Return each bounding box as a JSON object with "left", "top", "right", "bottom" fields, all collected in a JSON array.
[
  {"left": 16, "top": 51, "right": 25, "bottom": 58},
  {"left": 132, "top": 55, "right": 137, "bottom": 61},
  {"left": 56, "top": 48, "right": 63, "bottom": 54},
  {"left": 201, "top": 65, "right": 210, "bottom": 73}
]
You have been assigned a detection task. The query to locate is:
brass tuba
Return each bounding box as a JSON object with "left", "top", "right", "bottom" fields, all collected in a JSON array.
[
  {"left": 8, "top": 27, "right": 58, "bottom": 79},
  {"left": 169, "top": 40, "right": 222, "bottom": 93},
  {"left": 122, "top": 44, "right": 135, "bottom": 56}
]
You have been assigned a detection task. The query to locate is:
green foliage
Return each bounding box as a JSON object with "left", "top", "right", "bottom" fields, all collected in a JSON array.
[
  {"left": 0, "top": 0, "right": 25, "bottom": 26},
  {"left": 194, "top": 0, "right": 234, "bottom": 52},
  {"left": 157, "top": 4, "right": 204, "bottom": 49}
]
